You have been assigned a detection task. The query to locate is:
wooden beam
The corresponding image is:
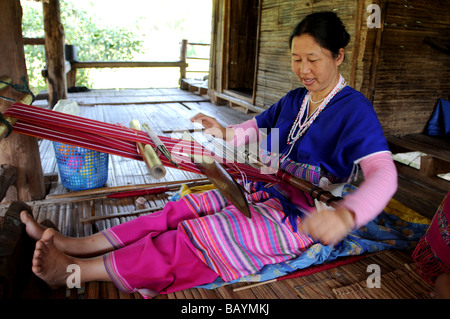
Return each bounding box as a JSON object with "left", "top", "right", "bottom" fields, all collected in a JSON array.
[
  {"left": 349, "top": 0, "right": 365, "bottom": 88},
  {"left": 388, "top": 134, "right": 450, "bottom": 163},
  {"left": 71, "top": 61, "right": 188, "bottom": 69},
  {"left": 179, "top": 39, "right": 188, "bottom": 83},
  {"left": 22, "top": 37, "right": 45, "bottom": 45},
  {"left": 420, "top": 155, "right": 450, "bottom": 177},
  {"left": 214, "top": 91, "right": 265, "bottom": 114},
  {"left": 43, "top": 0, "right": 67, "bottom": 108},
  {"left": 367, "top": 0, "right": 387, "bottom": 103},
  {"left": 395, "top": 161, "right": 450, "bottom": 198},
  {"left": 0, "top": 0, "right": 46, "bottom": 202},
  {"left": 0, "top": 165, "right": 16, "bottom": 203}
]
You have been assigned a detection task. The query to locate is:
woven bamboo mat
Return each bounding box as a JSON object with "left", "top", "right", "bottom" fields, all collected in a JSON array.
[{"left": 332, "top": 267, "right": 432, "bottom": 299}]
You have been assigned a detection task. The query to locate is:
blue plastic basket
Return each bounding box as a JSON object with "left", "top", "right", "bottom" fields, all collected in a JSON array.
[{"left": 53, "top": 142, "right": 109, "bottom": 191}]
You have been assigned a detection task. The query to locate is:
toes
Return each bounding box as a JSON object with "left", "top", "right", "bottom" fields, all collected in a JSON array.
[
  {"left": 20, "top": 210, "right": 29, "bottom": 223},
  {"left": 33, "top": 240, "right": 47, "bottom": 259},
  {"left": 41, "top": 228, "right": 56, "bottom": 244}
]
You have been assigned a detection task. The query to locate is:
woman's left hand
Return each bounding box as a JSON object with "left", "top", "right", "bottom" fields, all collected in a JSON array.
[{"left": 299, "top": 206, "right": 355, "bottom": 246}]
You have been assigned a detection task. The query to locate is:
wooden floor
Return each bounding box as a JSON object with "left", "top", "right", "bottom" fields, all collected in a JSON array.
[{"left": 1, "top": 88, "right": 435, "bottom": 300}]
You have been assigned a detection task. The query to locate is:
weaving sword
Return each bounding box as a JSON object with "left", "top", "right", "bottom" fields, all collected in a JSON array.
[{"left": 183, "top": 133, "right": 251, "bottom": 218}]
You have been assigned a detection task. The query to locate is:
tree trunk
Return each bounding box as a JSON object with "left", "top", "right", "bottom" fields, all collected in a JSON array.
[{"left": 0, "top": 0, "right": 45, "bottom": 202}]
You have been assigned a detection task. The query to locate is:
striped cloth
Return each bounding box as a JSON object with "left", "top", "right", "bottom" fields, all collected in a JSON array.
[{"left": 179, "top": 189, "right": 313, "bottom": 282}]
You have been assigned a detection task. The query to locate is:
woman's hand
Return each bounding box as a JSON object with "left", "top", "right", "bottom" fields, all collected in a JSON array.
[
  {"left": 190, "top": 113, "right": 234, "bottom": 141},
  {"left": 299, "top": 206, "right": 355, "bottom": 246}
]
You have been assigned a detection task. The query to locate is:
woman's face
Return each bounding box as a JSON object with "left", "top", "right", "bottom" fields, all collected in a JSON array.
[{"left": 291, "top": 34, "right": 344, "bottom": 96}]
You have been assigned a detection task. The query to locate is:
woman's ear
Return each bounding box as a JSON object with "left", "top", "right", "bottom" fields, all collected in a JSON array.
[{"left": 335, "top": 48, "right": 345, "bottom": 66}]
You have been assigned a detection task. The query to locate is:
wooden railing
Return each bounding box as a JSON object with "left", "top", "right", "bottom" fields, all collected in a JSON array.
[
  {"left": 66, "top": 39, "right": 189, "bottom": 88},
  {"left": 24, "top": 38, "right": 191, "bottom": 88},
  {"left": 184, "top": 42, "right": 210, "bottom": 77}
]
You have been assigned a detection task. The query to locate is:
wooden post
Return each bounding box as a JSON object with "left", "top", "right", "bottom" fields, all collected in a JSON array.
[
  {"left": 43, "top": 0, "right": 67, "bottom": 108},
  {"left": 0, "top": 0, "right": 46, "bottom": 202},
  {"left": 0, "top": 165, "right": 17, "bottom": 203},
  {"left": 179, "top": 39, "right": 188, "bottom": 86}
]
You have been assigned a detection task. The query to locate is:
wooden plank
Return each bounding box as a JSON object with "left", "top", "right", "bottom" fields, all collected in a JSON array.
[
  {"left": 394, "top": 163, "right": 445, "bottom": 218},
  {"left": 388, "top": 134, "right": 450, "bottom": 162},
  {"left": 420, "top": 155, "right": 450, "bottom": 177},
  {"left": 215, "top": 91, "right": 265, "bottom": 113}
]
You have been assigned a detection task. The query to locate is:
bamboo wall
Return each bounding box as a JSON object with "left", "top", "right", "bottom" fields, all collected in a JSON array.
[
  {"left": 364, "top": 0, "right": 450, "bottom": 135},
  {"left": 210, "top": 0, "right": 450, "bottom": 136}
]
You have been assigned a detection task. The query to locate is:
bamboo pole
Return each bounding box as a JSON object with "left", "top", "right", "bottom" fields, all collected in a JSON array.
[
  {"left": 43, "top": 178, "right": 209, "bottom": 200},
  {"left": 129, "top": 119, "right": 166, "bottom": 179},
  {"left": 80, "top": 206, "right": 164, "bottom": 224}
]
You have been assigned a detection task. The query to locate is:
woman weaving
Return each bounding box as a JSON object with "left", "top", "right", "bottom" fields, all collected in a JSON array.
[{"left": 21, "top": 12, "right": 397, "bottom": 298}]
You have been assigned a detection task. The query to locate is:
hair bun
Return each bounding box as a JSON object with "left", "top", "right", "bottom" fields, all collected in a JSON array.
[{"left": 290, "top": 11, "right": 350, "bottom": 58}]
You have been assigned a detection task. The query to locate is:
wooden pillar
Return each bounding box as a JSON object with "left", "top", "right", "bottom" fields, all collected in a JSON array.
[
  {"left": 43, "top": 0, "right": 67, "bottom": 108},
  {"left": 0, "top": 0, "right": 46, "bottom": 202},
  {"left": 179, "top": 39, "right": 188, "bottom": 85}
]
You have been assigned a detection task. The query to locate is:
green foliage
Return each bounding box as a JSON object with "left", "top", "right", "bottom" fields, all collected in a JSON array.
[{"left": 22, "top": 0, "right": 143, "bottom": 92}]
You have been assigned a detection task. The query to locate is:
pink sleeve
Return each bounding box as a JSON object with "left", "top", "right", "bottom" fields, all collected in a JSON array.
[
  {"left": 340, "top": 152, "right": 398, "bottom": 228},
  {"left": 226, "top": 118, "right": 261, "bottom": 146}
]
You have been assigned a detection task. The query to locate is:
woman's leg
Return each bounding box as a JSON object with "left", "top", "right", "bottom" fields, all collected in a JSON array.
[
  {"left": 21, "top": 211, "right": 113, "bottom": 257},
  {"left": 20, "top": 190, "right": 225, "bottom": 257},
  {"left": 32, "top": 226, "right": 218, "bottom": 296},
  {"left": 32, "top": 228, "right": 111, "bottom": 288},
  {"left": 103, "top": 227, "right": 218, "bottom": 298},
  {"left": 26, "top": 190, "right": 228, "bottom": 293}
]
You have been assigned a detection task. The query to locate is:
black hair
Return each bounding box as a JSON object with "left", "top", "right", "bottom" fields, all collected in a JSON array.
[{"left": 289, "top": 11, "right": 350, "bottom": 58}]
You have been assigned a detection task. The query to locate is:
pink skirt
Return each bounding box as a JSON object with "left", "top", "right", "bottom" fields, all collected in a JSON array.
[{"left": 101, "top": 189, "right": 313, "bottom": 298}]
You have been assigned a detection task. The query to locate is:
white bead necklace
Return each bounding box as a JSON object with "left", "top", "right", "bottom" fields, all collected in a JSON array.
[{"left": 309, "top": 95, "right": 326, "bottom": 104}]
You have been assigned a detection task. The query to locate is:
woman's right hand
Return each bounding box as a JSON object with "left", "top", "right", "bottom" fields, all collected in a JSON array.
[{"left": 190, "top": 113, "right": 233, "bottom": 140}]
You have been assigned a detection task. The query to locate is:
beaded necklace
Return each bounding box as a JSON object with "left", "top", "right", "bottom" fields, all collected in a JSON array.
[{"left": 282, "top": 74, "right": 347, "bottom": 160}]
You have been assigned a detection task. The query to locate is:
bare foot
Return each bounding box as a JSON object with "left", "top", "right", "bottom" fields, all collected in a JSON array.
[
  {"left": 21, "top": 210, "right": 114, "bottom": 258},
  {"left": 20, "top": 210, "right": 46, "bottom": 241},
  {"left": 32, "top": 228, "right": 75, "bottom": 289},
  {"left": 21, "top": 210, "right": 69, "bottom": 253}
]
